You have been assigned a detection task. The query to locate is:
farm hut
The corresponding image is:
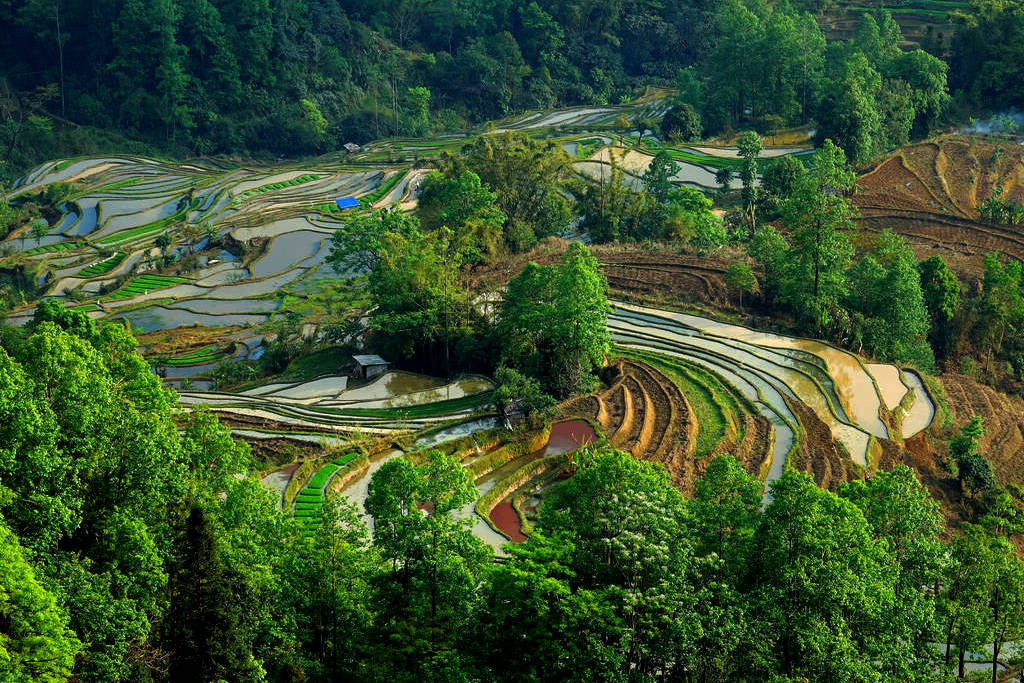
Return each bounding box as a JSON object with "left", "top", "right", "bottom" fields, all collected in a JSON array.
[
  {"left": 335, "top": 196, "right": 360, "bottom": 210},
  {"left": 352, "top": 354, "right": 389, "bottom": 380},
  {"left": 343, "top": 142, "right": 361, "bottom": 153}
]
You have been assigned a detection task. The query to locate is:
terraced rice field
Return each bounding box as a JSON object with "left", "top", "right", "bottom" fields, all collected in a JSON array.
[
  {"left": 5, "top": 90, "right": 807, "bottom": 344},
  {"left": 0, "top": 96, "right": 657, "bottom": 340},
  {"left": 606, "top": 301, "right": 935, "bottom": 491},
  {"left": 77, "top": 252, "right": 126, "bottom": 278},
  {"left": 559, "top": 357, "right": 746, "bottom": 491},
  {"left": 293, "top": 452, "right": 361, "bottom": 531},
  {"left": 574, "top": 140, "right": 814, "bottom": 191},
  {"left": 164, "top": 345, "right": 229, "bottom": 366},
  {"left": 179, "top": 372, "right": 495, "bottom": 437},
  {"left": 5, "top": 93, "right": 940, "bottom": 549},
  {"left": 939, "top": 373, "right": 1024, "bottom": 488},
  {"left": 102, "top": 274, "right": 189, "bottom": 301},
  {"left": 823, "top": 0, "right": 965, "bottom": 43}
]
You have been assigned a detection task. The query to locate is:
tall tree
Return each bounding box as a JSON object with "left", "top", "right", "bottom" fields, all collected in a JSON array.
[
  {"left": 736, "top": 130, "right": 762, "bottom": 231},
  {"left": 749, "top": 469, "right": 894, "bottom": 681},
  {"left": 365, "top": 451, "right": 487, "bottom": 681},
  {"left": 441, "top": 132, "right": 572, "bottom": 251},
  {"left": 0, "top": 517, "right": 80, "bottom": 683},
  {"left": 416, "top": 170, "right": 506, "bottom": 262},
  {"left": 778, "top": 139, "right": 856, "bottom": 332},
  {"left": 840, "top": 466, "right": 945, "bottom": 679},
  {"left": 162, "top": 506, "right": 263, "bottom": 682},
  {"left": 500, "top": 243, "right": 610, "bottom": 396},
  {"left": 845, "top": 230, "right": 934, "bottom": 368},
  {"left": 919, "top": 255, "right": 960, "bottom": 362},
  {"left": 109, "top": 0, "right": 192, "bottom": 138}
]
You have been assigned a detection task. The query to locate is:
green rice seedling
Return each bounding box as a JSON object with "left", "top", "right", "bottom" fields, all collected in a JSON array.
[{"left": 78, "top": 252, "right": 126, "bottom": 278}]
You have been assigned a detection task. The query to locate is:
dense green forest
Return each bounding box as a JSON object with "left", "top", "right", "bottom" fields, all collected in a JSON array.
[{"left": 0, "top": 0, "right": 1022, "bottom": 178}]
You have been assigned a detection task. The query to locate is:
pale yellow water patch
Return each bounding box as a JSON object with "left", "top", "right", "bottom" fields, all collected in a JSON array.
[
  {"left": 866, "top": 364, "right": 909, "bottom": 410},
  {"left": 900, "top": 371, "right": 936, "bottom": 438},
  {"left": 354, "top": 377, "right": 493, "bottom": 409},
  {"left": 686, "top": 145, "right": 810, "bottom": 159},
  {"left": 334, "top": 371, "right": 447, "bottom": 403},
  {"left": 754, "top": 337, "right": 888, "bottom": 440},
  {"left": 590, "top": 146, "right": 654, "bottom": 174},
  {"left": 611, "top": 313, "right": 874, "bottom": 463}
]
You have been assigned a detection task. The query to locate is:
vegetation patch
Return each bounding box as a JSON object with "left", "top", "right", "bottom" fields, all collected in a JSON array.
[
  {"left": 330, "top": 391, "right": 494, "bottom": 419},
  {"left": 292, "top": 452, "right": 360, "bottom": 529},
  {"left": 235, "top": 174, "right": 319, "bottom": 203},
  {"left": 163, "top": 344, "right": 229, "bottom": 366},
  {"left": 85, "top": 178, "right": 143, "bottom": 195},
  {"left": 96, "top": 197, "right": 200, "bottom": 245},
  {"left": 22, "top": 241, "right": 87, "bottom": 256},
  {"left": 618, "top": 347, "right": 739, "bottom": 457},
  {"left": 100, "top": 274, "right": 188, "bottom": 301},
  {"left": 78, "top": 252, "right": 126, "bottom": 278}
]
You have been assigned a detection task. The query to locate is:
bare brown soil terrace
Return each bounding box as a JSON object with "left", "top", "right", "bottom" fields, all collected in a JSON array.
[
  {"left": 856, "top": 134, "right": 1024, "bottom": 281},
  {"left": 561, "top": 358, "right": 773, "bottom": 494},
  {"left": 471, "top": 239, "right": 730, "bottom": 307}
]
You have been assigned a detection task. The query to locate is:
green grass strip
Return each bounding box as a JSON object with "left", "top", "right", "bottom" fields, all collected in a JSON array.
[
  {"left": 317, "top": 170, "right": 408, "bottom": 213},
  {"left": 78, "top": 252, "right": 126, "bottom": 278},
  {"left": 236, "top": 174, "right": 319, "bottom": 203},
  {"left": 22, "top": 241, "right": 87, "bottom": 255},
  {"left": 100, "top": 274, "right": 188, "bottom": 301},
  {"left": 306, "top": 464, "right": 342, "bottom": 491},
  {"left": 86, "top": 178, "right": 143, "bottom": 195},
  {"left": 96, "top": 197, "right": 200, "bottom": 245},
  {"left": 329, "top": 391, "right": 493, "bottom": 419},
  {"left": 617, "top": 347, "right": 745, "bottom": 457}
]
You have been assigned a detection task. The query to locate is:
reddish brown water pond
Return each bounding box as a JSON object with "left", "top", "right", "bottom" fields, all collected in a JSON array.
[
  {"left": 544, "top": 419, "right": 597, "bottom": 455},
  {"left": 488, "top": 420, "right": 597, "bottom": 542},
  {"left": 489, "top": 502, "right": 527, "bottom": 542}
]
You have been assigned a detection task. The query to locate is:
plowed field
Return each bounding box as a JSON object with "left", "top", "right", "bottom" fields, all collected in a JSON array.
[{"left": 856, "top": 135, "right": 1024, "bottom": 280}]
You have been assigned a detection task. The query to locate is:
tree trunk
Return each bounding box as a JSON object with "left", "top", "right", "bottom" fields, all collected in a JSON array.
[
  {"left": 992, "top": 640, "right": 999, "bottom": 683},
  {"left": 813, "top": 216, "right": 821, "bottom": 298}
]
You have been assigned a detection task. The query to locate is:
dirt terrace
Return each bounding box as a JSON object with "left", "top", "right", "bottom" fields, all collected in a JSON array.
[
  {"left": 856, "top": 134, "right": 1024, "bottom": 281},
  {"left": 470, "top": 239, "right": 730, "bottom": 307},
  {"left": 561, "top": 358, "right": 772, "bottom": 494}
]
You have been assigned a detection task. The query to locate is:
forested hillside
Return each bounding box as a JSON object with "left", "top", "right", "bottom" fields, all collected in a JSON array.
[
  {"left": 1, "top": 0, "right": 1021, "bottom": 178},
  {"left": 0, "top": 0, "right": 717, "bottom": 167}
]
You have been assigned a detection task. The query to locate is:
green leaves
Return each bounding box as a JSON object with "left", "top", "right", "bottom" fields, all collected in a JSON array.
[
  {"left": 918, "top": 255, "right": 960, "bottom": 360},
  {"left": 846, "top": 230, "right": 934, "bottom": 369},
  {"left": 417, "top": 170, "right": 506, "bottom": 262},
  {"left": 0, "top": 518, "right": 81, "bottom": 683},
  {"left": 499, "top": 243, "right": 610, "bottom": 397},
  {"left": 775, "top": 139, "right": 856, "bottom": 331},
  {"left": 751, "top": 469, "right": 893, "bottom": 681},
  {"left": 441, "top": 132, "right": 572, "bottom": 252}
]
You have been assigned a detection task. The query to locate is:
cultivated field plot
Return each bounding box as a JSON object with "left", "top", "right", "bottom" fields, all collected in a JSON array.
[
  {"left": 607, "top": 301, "right": 935, "bottom": 490},
  {"left": 822, "top": 0, "right": 965, "bottom": 43},
  {"left": 4, "top": 92, "right": 685, "bottom": 341},
  {"left": 178, "top": 372, "right": 495, "bottom": 437},
  {"left": 573, "top": 141, "right": 814, "bottom": 190},
  {"left": 856, "top": 134, "right": 1024, "bottom": 279},
  {"left": 940, "top": 373, "right": 1024, "bottom": 487},
  {"left": 4, "top": 94, "right": 922, "bottom": 544},
  {"left": 560, "top": 357, "right": 774, "bottom": 493}
]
